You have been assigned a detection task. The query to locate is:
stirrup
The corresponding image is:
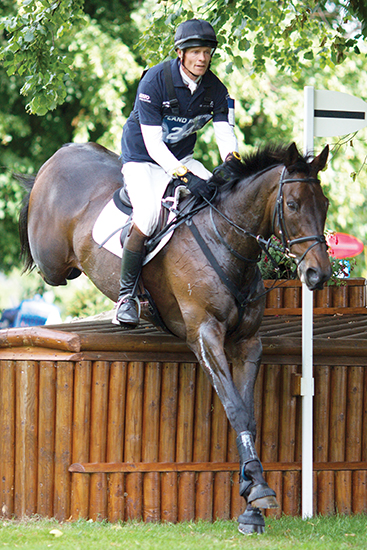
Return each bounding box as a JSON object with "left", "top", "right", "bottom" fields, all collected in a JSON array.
[{"left": 112, "top": 294, "right": 141, "bottom": 325}]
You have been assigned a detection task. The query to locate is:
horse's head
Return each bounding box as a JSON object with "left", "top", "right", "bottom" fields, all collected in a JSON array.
[{"left": 273, "top": 143, "right": 332, "bottom": 290}]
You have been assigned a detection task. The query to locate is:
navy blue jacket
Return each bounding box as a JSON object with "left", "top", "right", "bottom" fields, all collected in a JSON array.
[{"left": 121, "top": 58, "right": 230, "bottom": 164}]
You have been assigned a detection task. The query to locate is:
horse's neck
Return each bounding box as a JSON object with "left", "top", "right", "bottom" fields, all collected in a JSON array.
[{"left": 219, "top": 168, "right": 279, "bottom": 248}]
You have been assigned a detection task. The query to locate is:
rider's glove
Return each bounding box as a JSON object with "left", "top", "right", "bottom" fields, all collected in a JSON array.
[
  {"left": 210, "top": 151, "right": 243, "bottom": 185},
  {"left": 172, "top": 166, "right": 215, "bottom": 200}
]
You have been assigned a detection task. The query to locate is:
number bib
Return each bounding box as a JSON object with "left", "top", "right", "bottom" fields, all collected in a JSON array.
[{"left": 162, "top": 113, "right": 212, "bottom": 144}]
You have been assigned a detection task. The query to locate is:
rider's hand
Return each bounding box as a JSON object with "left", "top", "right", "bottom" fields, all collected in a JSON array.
[
  {"left": 172, "top": 166, "right": 215, "bottom": 199},
  {"left": 210, "top": 151, "right": 243, "bottom": 185}
]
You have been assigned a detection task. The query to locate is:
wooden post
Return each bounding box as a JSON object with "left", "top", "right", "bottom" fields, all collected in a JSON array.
[
  {"left": 279, "top": 365, "right": 297, "bottom": 463},
  {"left": 89, "top": 361, "right": 110, "bottom": 521},
  {"left": 348, "top": 278, "right": 366, "bottom": 307},
  {"left": 176, "top": 363, "right": 196, "bottom": 522},
  {"left": 159, "top": 363, "right": 179, "bottom": 523},
  {"left": 0, "top": 360, "right": 16, "bottom": 518},
  {"left": 363, "top": 368, "right": 367, "bottom": 463},
  {"left": 261, "top": 364, "right": 281, "bottom": 463},
  {"left": 264, "top": 359, "right": 282, "bottom": 518},
  {"left": 329, "top": 367, "right": 347, "bottom": 462},
  {"left": 334, "top": 366, "right": 364, "bottom": 515},
  {"left": 193, "top": 366, "right": 213, "bottom": 521},
  {"left": 335, "top": 471, "right": 352, "bottom": 515},
  {"left": 70, "top": 361, "right": 92, "bottom": 520},
  {"left": 15, "top": 360, "right": 38, "bottom": 518},
  {"left": 346, "top": 367, "right": 363, "bottom": 462},
  {"left": 142, "top": 362, "right": 161, "bottom": 522},
  {"left": 317, "top": 471, "right": 335, "bottom": 515},
  {"left": 211, "top": 392, "right": 230, "bottom": 520},
  {"left": 284, "top": 282, "right": 301, "bottom": 309},
  {"left": 37, "top": 361, "right": 56, "bottom": 517},
  {"left": 278, "top": 364, "right": 298, "bottom": 516},
  {"left": 107, "top": 361, "right": 127, "bottom": 523},
  {"left": 265, "top": 471, "right": 282, "bottom": 518},
  {"left": 352, "top": 471, "right": 367, "bottom": 514},
  {"left": 266, "top": 284, "right": 283, "bottom": 309},
  {"left": 54, "top": 361, "right": 73, "bottom": 521},
  {"left": 283, "top": 471, "right": 300, "bottom": 516},
  {"left": 332, "top": 283, "right": 348, "bottom": 307},
  {"left": 314, "top": 366, "right": 330, "bottom": 463},
  {"left": 315, "top": 284, "right": 332, "bottom": 308},
  {"left": 124, "top": 361, "right": 144, "bottom": 520}
]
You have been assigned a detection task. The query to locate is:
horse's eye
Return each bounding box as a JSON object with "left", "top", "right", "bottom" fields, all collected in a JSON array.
[{"left": 287, "top": 201, "right": 298, "bottom": 212}]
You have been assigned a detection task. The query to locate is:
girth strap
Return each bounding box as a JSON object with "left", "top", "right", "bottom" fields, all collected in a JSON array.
[
  {"left": 187, "top": 220, "right": 248, "bottom": 305},
  {"left": 186, "top": 220, "right": 261, "bottom": 337}
]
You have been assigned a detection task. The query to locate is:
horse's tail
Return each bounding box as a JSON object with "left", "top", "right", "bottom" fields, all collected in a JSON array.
[{"left": 18, "top": 174, "right": 36, "bottom": 273}]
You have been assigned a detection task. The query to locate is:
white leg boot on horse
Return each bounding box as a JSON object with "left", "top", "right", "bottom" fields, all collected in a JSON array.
[{"left": 114, "top": 224, "right": 147, "bottom": 327}]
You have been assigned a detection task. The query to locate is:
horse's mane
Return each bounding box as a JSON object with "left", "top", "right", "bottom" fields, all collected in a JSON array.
[{"left": 218, "top": 143, "right": 312, "bottom": 195}]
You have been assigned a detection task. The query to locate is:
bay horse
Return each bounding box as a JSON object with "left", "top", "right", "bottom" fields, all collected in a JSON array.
[{"left": 19, "top": 141, "right": 331, "bottom": 533}]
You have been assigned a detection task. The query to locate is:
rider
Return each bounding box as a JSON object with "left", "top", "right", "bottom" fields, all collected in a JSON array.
[{"left": 115, "top": 18, "right": 239, "bottom": 327}]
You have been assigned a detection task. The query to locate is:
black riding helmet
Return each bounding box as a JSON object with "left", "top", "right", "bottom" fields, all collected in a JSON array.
[{"left": 174, "top": 19, "right": 218, "bottom": 52}]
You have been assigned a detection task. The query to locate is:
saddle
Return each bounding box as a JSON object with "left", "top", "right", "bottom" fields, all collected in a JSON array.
[{"left": 112, "top": 177, "right": 192, "bottom": 251}]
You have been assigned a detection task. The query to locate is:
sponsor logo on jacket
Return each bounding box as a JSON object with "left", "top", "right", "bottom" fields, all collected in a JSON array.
[{"left": 139, "top": 93, "right": 151, "bottom": 103}]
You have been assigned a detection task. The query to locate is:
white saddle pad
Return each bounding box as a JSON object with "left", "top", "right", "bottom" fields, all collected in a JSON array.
[{"left": 92, "top": 197, "right": 177, "bottom": 265}]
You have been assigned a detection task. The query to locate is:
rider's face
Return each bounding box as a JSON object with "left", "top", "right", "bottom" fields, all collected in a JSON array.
[{"left": 178, "top": 46, "right": 212, "bottom": 79}]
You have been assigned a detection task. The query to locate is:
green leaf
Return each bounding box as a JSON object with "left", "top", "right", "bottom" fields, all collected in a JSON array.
[
  {"left": 23, "top": 28, "right": 35, "bottom": 42},
  {"left": 304, "top": 50, "right": 314, "bottom": 59}
]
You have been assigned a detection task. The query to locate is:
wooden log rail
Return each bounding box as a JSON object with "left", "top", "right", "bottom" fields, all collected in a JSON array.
[
  {"left": 0, "top": 327, "right": 80, "bottom": 351},
  {"left": 69, "top": 461, "right": 367, "bottom": 473}
]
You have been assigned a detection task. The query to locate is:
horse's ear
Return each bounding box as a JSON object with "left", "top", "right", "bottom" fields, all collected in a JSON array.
[
  {"left": 284, "top": 142, "right": 300, "bottom": 168},
  {"left": 310, "top": 145, "right": 329, "bottom": 173}
]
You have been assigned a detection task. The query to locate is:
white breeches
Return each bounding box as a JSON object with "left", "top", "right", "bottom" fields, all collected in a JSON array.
[{"left": 122, "top": 155, "right": 212, "bottom": 236}]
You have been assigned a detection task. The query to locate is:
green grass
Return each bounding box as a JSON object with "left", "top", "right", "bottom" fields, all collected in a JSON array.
[{"left": 0, "top": 515, "right": 366, "bottom": 549}]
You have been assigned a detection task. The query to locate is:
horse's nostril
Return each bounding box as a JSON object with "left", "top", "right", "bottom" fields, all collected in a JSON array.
[{"left": 305, "top": 266, "right": 331, "bottom": 290}]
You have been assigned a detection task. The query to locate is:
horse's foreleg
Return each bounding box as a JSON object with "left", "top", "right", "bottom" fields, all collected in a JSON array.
[
  {"left": 231, "top": 335, "right": 263, "bottom": 439},
  {"left": 187, "top": 320, "right": 251, "bottom": 435},
  {"left": 187, "top": 322, "right": 278, "bottom": 517},
  {"left": 229, "top": 334, "right": 279, "bottom": 531}
]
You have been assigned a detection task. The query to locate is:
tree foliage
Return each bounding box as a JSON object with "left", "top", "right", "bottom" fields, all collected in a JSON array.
[
  {"left": 1, "top": 1, "right": 367, "bottom": 115},
  {"left": 140, "top": 0, "right": 366, "bottom": 75},
  {"left": 0, "top": 1, "right": 141, "bottom": 274}
]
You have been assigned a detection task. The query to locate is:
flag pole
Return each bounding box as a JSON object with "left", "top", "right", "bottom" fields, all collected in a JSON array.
[{"left": 302, "top": 86, "right": 315, "bottom": 519}]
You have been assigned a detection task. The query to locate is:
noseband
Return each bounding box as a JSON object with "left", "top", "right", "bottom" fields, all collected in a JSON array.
[{"left": 271, "top": 167, "right": 327, "bottom": 265}]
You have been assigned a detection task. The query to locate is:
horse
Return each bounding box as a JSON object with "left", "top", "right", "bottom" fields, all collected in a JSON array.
[{"left": 19, "top": 141, "right": 332, "bottom": 534}]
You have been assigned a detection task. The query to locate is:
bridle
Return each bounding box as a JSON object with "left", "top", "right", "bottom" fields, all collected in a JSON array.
[
  {"left": 208, "top": 165, "right": 327, "bottom": 268},
  {"left": 271, "top": 166, "right": 327, "bottom": 265}
]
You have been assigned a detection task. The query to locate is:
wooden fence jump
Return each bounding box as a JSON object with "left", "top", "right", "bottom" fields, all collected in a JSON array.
[{"left": 0, "top": 278, "right": 366, "bottom": 522}]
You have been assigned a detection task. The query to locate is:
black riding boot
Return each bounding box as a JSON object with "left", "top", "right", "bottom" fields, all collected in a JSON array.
[{"left": 113, "top": 225, "right": 146, "bottom": 327}]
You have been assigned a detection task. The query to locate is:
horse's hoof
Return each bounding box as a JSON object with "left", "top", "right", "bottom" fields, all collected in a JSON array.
[
  {"left": 238, "top": 522, "right": 265, "bottom": 535},
  {"left": 237, "top": 507, "right": 265, "bottom": 535},
  {"left": 248, "top": 484, "right": 279, "bottom": 509}
]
